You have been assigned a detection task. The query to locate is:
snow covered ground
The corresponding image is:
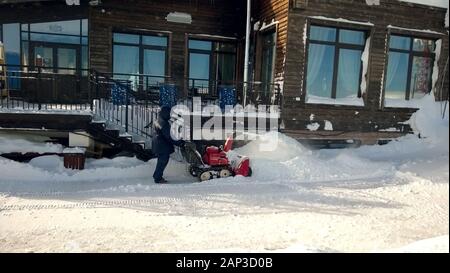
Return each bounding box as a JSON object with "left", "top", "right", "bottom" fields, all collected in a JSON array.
[{"left": 0, "top": 95, "right": 448, "bottom": 253}]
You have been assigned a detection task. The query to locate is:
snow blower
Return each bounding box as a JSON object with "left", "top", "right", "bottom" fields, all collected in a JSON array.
[{"left": 181, "top": 137, "right": 252, "bottom": 182}]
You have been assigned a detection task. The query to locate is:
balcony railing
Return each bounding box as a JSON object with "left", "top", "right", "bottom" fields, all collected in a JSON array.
[
  {"left": 0, "top": 64, "right": 91, "bottom": 111},
  {"left": 0, "top": 64, "right": 282, "bottom": 139},
  {"left": 1, "top": 64, "right": 282, "bottom": 110},
  {"left": 187, "top": 78, "right": 282, "bottom": 108}
]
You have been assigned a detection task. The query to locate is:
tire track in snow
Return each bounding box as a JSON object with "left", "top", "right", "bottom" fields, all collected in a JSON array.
[{"left": 0, "top": 173, "right": 402, "bottom": 216}]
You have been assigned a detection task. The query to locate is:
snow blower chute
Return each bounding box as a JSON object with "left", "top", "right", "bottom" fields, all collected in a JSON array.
[{"left": 181, "top": 137, "right": 252, "bottom": 182}]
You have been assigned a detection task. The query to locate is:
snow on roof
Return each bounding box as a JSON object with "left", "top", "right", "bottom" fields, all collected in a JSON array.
[
  {"left": 308, "top": 16, "right": 374, "bottom": 26},
  {"left": 387, "top": 25, "right": 446, "bottom": 35}
]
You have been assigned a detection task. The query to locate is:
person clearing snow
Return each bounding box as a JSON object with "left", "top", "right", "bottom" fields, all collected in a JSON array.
[{"left": 151, "top": 106, "right": 185, "bottom": 184}]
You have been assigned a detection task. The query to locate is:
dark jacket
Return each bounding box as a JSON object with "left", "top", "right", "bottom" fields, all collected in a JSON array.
[{"left": 152, "top": 106, "right": 183, "bottom": 155}]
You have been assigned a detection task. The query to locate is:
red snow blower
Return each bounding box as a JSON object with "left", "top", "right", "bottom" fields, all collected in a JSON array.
[{"left": 181, "top": 137, "right": 252, "bottom": 182}]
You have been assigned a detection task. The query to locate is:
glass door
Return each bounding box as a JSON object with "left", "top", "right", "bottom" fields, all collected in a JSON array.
[
  {"left": 30, "top": 42, "right": 81, "bottom": 103},
  {"left": 57, "top": 47, "right": 77, "bottom": 75},
  {"left": 34, "top": 45, "right": 54, "bottom": 73},
  {"left": 260, "top": 31, "right": 276, "bottom": 96},
  {"left": 31, "top": 42, "right": 79, "bottom": 74}
]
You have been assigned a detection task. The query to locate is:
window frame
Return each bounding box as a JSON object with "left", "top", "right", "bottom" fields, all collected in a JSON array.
[
  {"left": 257, "top": 26, "right": 278, "bottom": 96},
  {"left": 112, "top": 30, "right": 170, "bottom": 89},
  {"left": 186, "top": 36, "right": 238, "bottom": 96},
  {"left": 304, "top": 23, "right": 368, "bottom": 102},
  {"left": 20, "top": 19, "right": 88, "bottom": 74},
  {"left": 384, "top": 33, "right": 436, "bottom": 102}
]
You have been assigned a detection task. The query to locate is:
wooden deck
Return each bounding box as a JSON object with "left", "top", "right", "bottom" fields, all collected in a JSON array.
[{"left": 0, "top": 112, "right": 92, "bottom": 131}]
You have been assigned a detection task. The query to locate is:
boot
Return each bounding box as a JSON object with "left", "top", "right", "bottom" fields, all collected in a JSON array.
[{"left": 155, "top": 178, "right": 168, "bottom": 184}]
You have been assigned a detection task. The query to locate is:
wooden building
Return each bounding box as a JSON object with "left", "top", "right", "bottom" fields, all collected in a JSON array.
[
  {"left": 0, "top": 0, "right": 448, "bottom": 145},
  {"left": 251, "top": 0, "right": 449, "bottom": 143}
]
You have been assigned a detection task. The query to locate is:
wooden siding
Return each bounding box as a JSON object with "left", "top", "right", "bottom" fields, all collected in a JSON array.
[
  {"left": 89, "top": 0, "right": 246, "bottom": 92},
  {"left": 0, "top": 1, "right": 87, "bottom": 24},
  {"left": 253, "top": 0, "right": 290, "bottom": 80},
  {"left": 281, "top": 0, "right": 449, "bottom": 138}
]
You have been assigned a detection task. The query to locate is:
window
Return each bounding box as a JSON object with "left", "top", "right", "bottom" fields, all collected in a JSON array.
[
  {"left": 260, "top": 30, "right": 276, "bottom": 95},
  {"left": 113, "top": 32, "right": 168, "bottom": 90},
  {"left": 21, "top": 19, "right": 88, "bottom": 75},
  {"left": 2, "top": 23, "right": 21, "bottom": 89},
  {"left": 188, "top": 38, "right": 236, "bottom": 96},
  {"left": 385, "top": 35, "right": 435, "bottom": 102},
  {"left": 306, "top": 25, "right": 366, "bottom": 103},
  {"left": 3, "top": 24, "right": 20, "bottom": 66}
]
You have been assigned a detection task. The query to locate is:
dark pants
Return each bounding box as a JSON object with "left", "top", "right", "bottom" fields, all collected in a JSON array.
[{"left": 153, "top": 153, "right": 170, "bottom": 182}]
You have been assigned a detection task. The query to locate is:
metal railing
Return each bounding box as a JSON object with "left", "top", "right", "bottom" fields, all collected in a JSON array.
[
  {"left": 187, "top": 78, "right": 282, "bottom": 109},
  {"left": 90, "top": 70, "right": 160, "bottom": 139},
  {"left": 0, "top": 64, "right": 91, "bottom": 111},
  {"left": 0, "top": 64, "right": 282, "bottom": 140}
]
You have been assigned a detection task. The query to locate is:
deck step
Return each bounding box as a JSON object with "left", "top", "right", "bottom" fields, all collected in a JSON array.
[
  {"left": 90, "top": 119, "right": 107, "bottom": 124},
  {"left": 104, "top": 129, "right": 120, "bottom": 138},
  {"left": 119, "top": 133, "right": 133, "bottom": 140}
]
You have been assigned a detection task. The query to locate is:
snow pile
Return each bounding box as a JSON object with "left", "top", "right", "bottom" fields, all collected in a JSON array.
[
  {"left": 28, "top": 155, "right": 64, "bottom": 172},
  {"left": 233, "top": 132, "right": 393, "bottom": 183},
  {"left": 406, "top": 93, "right": 449, "bottom": 149},
  {"left": 0, "top": 134, "right": 63, "bottom": 154},
  {"left": 231, "top": 93, "right": 448, "bottom": 184},
  {"left": 381, "top": 235, "right": 449, "bottom": 253},
  {"left": 0, "top": 155, "right": 191, "bottom": 184}
]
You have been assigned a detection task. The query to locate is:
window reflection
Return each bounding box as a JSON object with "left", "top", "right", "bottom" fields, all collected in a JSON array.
[
  {"left": 144, "top": 49, "right": 166, "bottom": 86},
  {"left": 410, "top": 56, "right": 433, "bottom": 99},
  {"left": 189, "top": 40, "right": 212, "bottom": 51},
  {"left": 81, "top": 19, "right": 88, "bottom": 36},
  {"left": 389, "top": 35, "right": 411, "bottom": 50},
  {"left": 260, "top": 31, "right": 276, "bottom": 95},
  {"left": 189, "top": 53, "right": 210, "bottom": 82},
  {"left": 34, "top": 46, "right": 53, "bottom": 73},
  {"left": 385, "top": 34, "right": 435, "bottom": 103},
  {"left": 413, "top": 38, "right": 435, "bottom": 53},
  {"left": 385, "top": 52, "right": 409, "bottom": 99},
  {"left": 113, "top": 32, "right": 168, "bottom": 90},
  {"left": 30, "top": 20, "right": 81, "bottom": 36},
  {"left": 310, "top": 26, "right": 336, "bottom": 42},
  {"left": 30, "top": 33, "right": 81, "bottom": 44},
  {"left": 57, "top": 48, "right": 77, "bottom": 75},
  {"left": 339, "top": 29, "right": 365, "bottom": 45},
  {"left": 3, "top": 24, "right": 20, "bottom": 66},
  {"left": 188, "top": 39, "right": 237, "bottom": 96},
  {"left": 143, "top": 35, "right": 167, "bottom": 47},
  {"left": 306, "top": 25, "right": 366, "bottom": 101},
  {"left": 336, "top": 49, "right": 363, "bottom": 98},
  {"left": 19, "top": 19, "right": 88, "bottom": 74},
  {"left": 113, "top": 45, "right": 139, "bottom": 75},
  {"left": 113, "top": 33, "right": 139, "bottom": 44},
  {"left": 307, "top": 44, "right": 335, "bottom": 98}
]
